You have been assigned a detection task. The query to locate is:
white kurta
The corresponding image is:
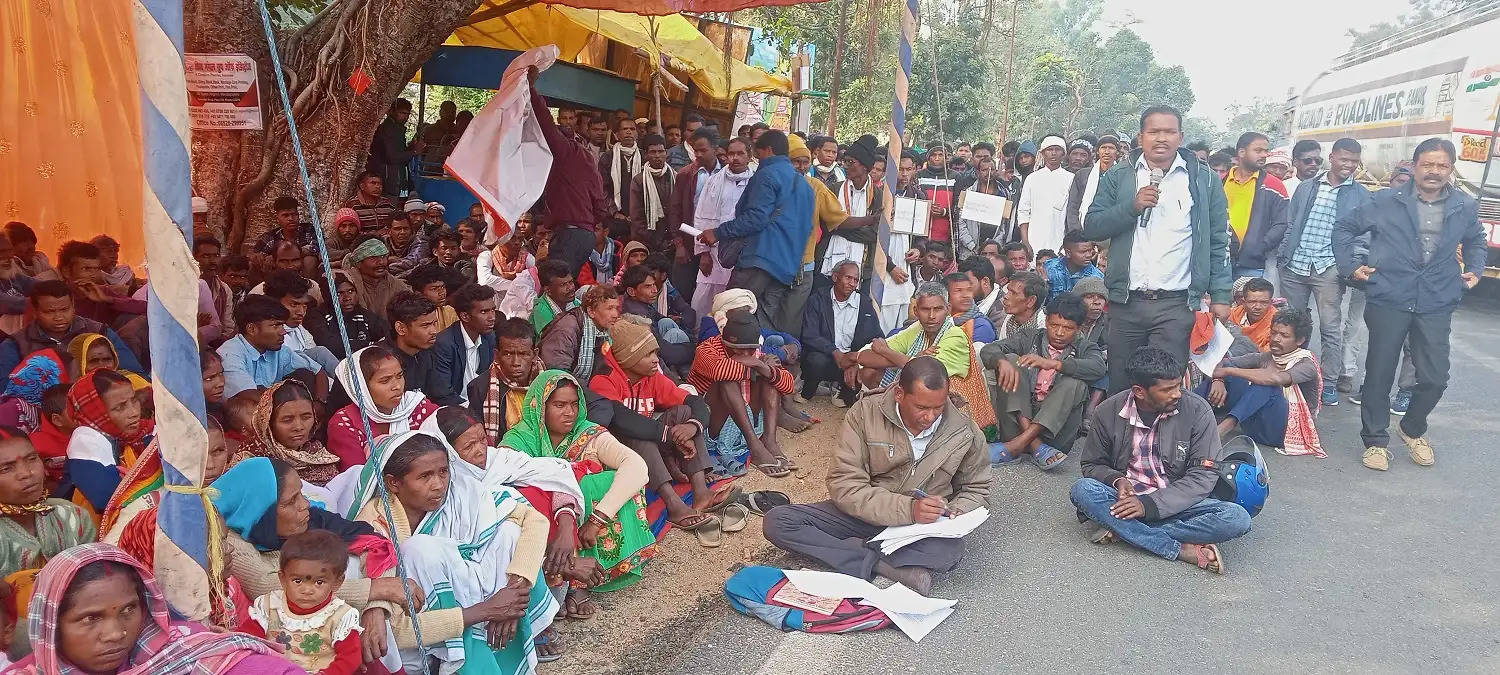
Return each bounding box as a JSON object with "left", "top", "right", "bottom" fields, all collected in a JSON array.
[{"left": 1016, "top": 165, "right": 1074, "bottom": 255}]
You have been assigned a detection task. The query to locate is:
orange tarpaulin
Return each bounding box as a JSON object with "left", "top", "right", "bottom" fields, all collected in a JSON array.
[{"left": 1, "top": 0, "right": 146, "bottom": 269}]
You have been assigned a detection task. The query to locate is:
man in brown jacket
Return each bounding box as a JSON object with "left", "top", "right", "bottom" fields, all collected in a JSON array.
[{"left": 764, "top": 357, "right": 991, "bottom": 595}]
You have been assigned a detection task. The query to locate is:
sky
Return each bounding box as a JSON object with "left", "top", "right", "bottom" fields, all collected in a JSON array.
[{"left": 1100, "top": 0, "right": 1412, "bottom": 124}]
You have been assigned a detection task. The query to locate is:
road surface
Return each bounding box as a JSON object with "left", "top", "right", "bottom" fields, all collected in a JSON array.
[{"left": 658, "top": 293, "right": 1500, "bottom": 674}]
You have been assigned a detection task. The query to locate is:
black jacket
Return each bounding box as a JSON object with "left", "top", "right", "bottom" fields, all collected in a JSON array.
[
  {"left": 1230, "top": 171, "right": 1290, "bottom": 270},
  {"left": 432, "top": 322, "right": 495, "bottom": 412},
  {"left": 1333, "top": 183, "right": 1487, "bottom": 314},
  {"left": 1078, "top": 390, "right": 1222, "bottom": 521},
  {"left": 800, "top": 286, "right": 882, "bottom": 358}
]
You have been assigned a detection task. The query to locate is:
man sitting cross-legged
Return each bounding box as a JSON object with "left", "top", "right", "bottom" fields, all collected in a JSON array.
[
  {"left": 687, "top": 309, "right": 797, "bottom": 478},
  {"left": 982, "top": 292, "right": 1106, "bottom": 471},
  {"left": 1198, "top": 307, "right": 1324, "bottom": 456},
  {"left": 1071, "top": 347, "right": 1253, "bottom": 575},
  {"left": 763, "top": 356, "right": 990, "bottom": 595},
  {"left": 799, "top": 259, "right": 881, "bottom": 408}
]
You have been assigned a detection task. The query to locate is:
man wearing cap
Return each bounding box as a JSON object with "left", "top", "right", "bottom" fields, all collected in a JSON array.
[
  {"left": 763, "top": 356, "right": 991, "bottom": 595},
  {"left": 688, "top": 308, "right": 798, "bottom": 477},
  {"left": 341, "top": 236, "right": 410, "bottom": 321},
  {"left": 591, "top": 317, "right": 730, "bottom": 534},
  {"left": 1017, "top": 135, "right": 1075, "bottom": 256},
  {"left": 814, "top": 135, "right": 882, "bottom": 295},
  {"left": 324, "top": 207, "right": 363, "bottom": 265},
  {"left": 1083, "top": 105, "right": 1233, "bottom": 396},
  {"left": 1066, "top": 134, "right": 1121, "bottom": 235},
  {"left": 1066, "top": 138, "right": 1094, "bottom": 172},
  {"left": 1223, "top": 132, "right": 1288, "bottom": 279}
]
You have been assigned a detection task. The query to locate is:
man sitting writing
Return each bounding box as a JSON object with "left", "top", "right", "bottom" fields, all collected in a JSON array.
[
  {"left": 1199, "top": 307, "right": 1324, "bottom": 456},
  {"left": 763, "top": 357, "right": 990, "bottom": 595},
  {"left": 1071, "top": 347, "right": 1253, "bottom": 575},
  {"left": 982, "top": 293, "right": 1106, "bottom": 470}
]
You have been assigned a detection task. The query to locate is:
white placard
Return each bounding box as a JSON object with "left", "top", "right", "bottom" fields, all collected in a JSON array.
[
  {"left": 891, "top": 197, "right": 930, "bottom": 236},
  {"left": 185, "top": 53, "right": 262, "bottom": 130},
  {"left": 679, "top": 223, "right": 703, "bottom": 237},
  {"left": 958, "top": 191, "right": 1010, "bottom": 226}
]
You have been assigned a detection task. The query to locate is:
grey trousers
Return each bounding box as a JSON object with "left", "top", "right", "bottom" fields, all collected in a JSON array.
[
  {"left": 1106, "top": 294, "right": 1194, "bottom": 395},
  {"left": 620, "top": 405, "right": 711, "bottom": 490},
  {"left": 763, "top": 500, "right": 966, "bottom": 580},
  {"left": 778, "top": 267, "right": 816, "bottom": 341},
  {"left": 730, "top": 266, "right": 791, "bottom": 333},
  {"left": 990, "top": 360, "right": 1090, "bottom": 452},
  {"left": 1278, "top": 265, "right": 1343, "bottom": 388}
]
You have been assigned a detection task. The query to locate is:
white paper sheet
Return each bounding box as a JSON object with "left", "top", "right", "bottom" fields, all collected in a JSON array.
[
  {"left": 870, "top": 507, "right": 990, "bottom": 555},
  {"left": 679, "top": 223, "right": 703, "bottom": 237},
  {"left": 1189, "top": 320, "right": 1233, "bottom": 376},
  {"left": 782, "top": 569, "right": 959, "bottom": 643},
  {"left": 892, "top": 197, "right": 931, "bottom": 236},
  {"left": 959, "top": 191, "right": 1010, "bottom": 226}
]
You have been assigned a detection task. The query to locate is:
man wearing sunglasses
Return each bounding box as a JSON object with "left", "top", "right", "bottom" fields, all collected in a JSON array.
[{"left": 1285, "top": 139, "right": 1324, "bottom": 195}]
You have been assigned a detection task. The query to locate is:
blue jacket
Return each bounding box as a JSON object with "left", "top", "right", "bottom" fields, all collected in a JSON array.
[
  {"left": 431, "top": 321, "right": 495, "bottom": 415},
  {"left": 1278, "top": 172, "right": 1372, "bottom": 267},
  {"left": 800, "top": 286, "right": 882, "bottom": 358},
  {"left": 717, "top": 155, "right": 814, "bottom": 285},
  {"left": 1082, "top": 148, "right": 1232, "bottom": 308},
  {"left": 1333, "top": 183, "right": 1487, "bottom": 314}
]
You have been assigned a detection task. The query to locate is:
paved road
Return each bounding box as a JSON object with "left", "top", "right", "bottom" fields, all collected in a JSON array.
[{"left": 660, "top": 293, "right": 1500, "bottom": 674}]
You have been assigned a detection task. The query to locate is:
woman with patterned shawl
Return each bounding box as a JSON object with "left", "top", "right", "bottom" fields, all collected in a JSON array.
[
  {"left": 4, "top": 543, "right": 299, "bottom": 675},
  {"left": 58, "top": 369, "right": 154, "bottom": 521},
  {"left": 232, "top": 380, "right": 341, "bottom": 485},
  {"left": 0, "top": 427, "right": 95, "bottom": 662},
  {"left": 344, "top": 431, "right": 558, "bottom": 675},
  {"left": 0, "top": 349, "right": 63, "bottom": 433},
  {"left": 499, "top": 370, "right": 651, "bottom": 621}
]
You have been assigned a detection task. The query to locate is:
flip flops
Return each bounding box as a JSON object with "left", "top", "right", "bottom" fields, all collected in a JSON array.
[
  {"left": 719, "top": 503, "right": 750, "bottom": 532},
  {"left": 1032, "top": 443, "right": 1068, "bottom": 471},
  {"left": 989, "top": 441, "right": 1024, "bottom": 465},
  {"left": 534, "top": 627, "right": 564, "bottom": 663},
  {"left": 672, "top": 512, "right": 724, "bottom": 548},
  {"left": 746, "top": 490, "right": 791, "bottom": 515},
  {"left": 1194, "top": 543, "right": 1225, "bottom": 575},
  {"left": 753, "top": 461, "right": 791, "bottom": 478},
  {"left": 701, "top": 484, "right": 744, "bottom": 513}
]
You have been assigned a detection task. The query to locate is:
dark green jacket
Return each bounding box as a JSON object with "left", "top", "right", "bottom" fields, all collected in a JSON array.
[{"left": 1081, "top": 148, "right": 1232, "bottom": 308}]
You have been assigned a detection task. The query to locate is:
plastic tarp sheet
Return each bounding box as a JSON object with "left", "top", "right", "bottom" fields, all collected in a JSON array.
[{"left": 453, "top": 4, "right": 792, "bottom": 100}]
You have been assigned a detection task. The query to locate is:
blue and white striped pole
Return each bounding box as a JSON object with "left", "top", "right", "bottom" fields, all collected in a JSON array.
[
  {"left": 872, "top": 0, "right": 917, "bottom": 309},
  {"left": 133, "top": 0, "right": 213, "bottom": 620}
]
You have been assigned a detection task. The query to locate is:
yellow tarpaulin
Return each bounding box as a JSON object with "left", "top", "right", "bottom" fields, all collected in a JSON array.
[{"left": 452, "top": 4, "right": 791, "bottom": 100}]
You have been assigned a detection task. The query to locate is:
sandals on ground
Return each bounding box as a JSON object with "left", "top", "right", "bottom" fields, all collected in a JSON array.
[
  {"left": 564, "top": 590, "right": 598, "bottom": 620},
  {"left": 1194, "top": 543, "right": 1225, "bottom": 575},
  {"left": 1032, "top": 443, "right": 1068, "bottom": 471},
  {"left": 719, "top": 503, "right": 750, "bottom": 533},
  {"left": 746, "top": 490, "right": 791, "bottom": 515},
  {"left": 534, "top": 627, "right": 564, "bottom": 662},
  {"left": 701, "top": 484, "right": 743, "bottom": 513},
  {"left": 753, "top": 461, "right": 792, "bottom": 478},
  {"left": 671, "top": 512, "right": 724, "bottom": 548}
]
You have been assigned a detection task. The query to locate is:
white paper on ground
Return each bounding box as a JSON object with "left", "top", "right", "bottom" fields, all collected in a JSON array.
[
  {"left": 782, "top": 569, "right": 958, "bottom": 642},
  {"left": 871, "top": 507, "right": 990, "bottom": 555},
  {"left": 1189, "top": 320, "right": 1233, "bottom": 376}
]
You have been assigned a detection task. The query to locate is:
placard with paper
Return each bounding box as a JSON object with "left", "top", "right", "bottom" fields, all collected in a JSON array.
[
  {"left": 958, "top": 191, "right": 1010, "bottom": 226},
  {"left": 891, "top": 196, "right": 931, "bottom": 236}
]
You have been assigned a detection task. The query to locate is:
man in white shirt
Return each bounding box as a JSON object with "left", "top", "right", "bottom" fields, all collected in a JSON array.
[
  {"left": 799, "top": 260, "right": 882, "bottom": 407},
  {"left": 433, "top": 283, "right": 498, "bottom": 410},
  {"left": 262, "top": 270, "right": 339, "bottom": 375},
  {"left": 1081, "top": 105, "right": 1232, "bottom": 394},
  {"left": 1017, "top": 135, "right": 1074, "bottom": 255}
]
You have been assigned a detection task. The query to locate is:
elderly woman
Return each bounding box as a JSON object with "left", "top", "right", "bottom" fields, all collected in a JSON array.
[
  {"left": 501, "top": 370, "right": 651, "bottom": 621},
  {"left": 0, "top": 428, "right": 96, "bottom": 661},
  {"left": 233, "top": 380, "right": 340, "bottom": 485},
  {"left": 59, "top": 369, "right": 153, "bottom": 518},
  {"left": 6, "top": 543, "right": 298, "bottom": 674},
  {"left": 326, "top": 345, "right": 439, "bottom": 470},
  {"left": 346, "top": 431, "right": 558, "bottom": 673},
  {"left": 212, "top": 457, "right": 450, "bottom": 674}
]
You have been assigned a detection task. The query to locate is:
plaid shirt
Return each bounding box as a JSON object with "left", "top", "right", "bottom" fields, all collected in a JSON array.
[
  {"left": 1288, "top": 173, "right": 1352, "bottom": 275},
  {"left": 1120, "top": 395, "right": 1175, "bottom": 495}
]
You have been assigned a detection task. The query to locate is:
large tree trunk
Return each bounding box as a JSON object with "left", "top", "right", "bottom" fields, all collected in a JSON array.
[{"left": 186, "top": 0, "right": 485, "bottom": 253}]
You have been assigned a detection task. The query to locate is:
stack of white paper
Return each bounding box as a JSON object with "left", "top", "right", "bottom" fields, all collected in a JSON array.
[
  {"left": 781, "top": 569, "right": 958, "bottom": 642},
  {"left": 870, "top": 507, "right": 990, "bottom": 555}
]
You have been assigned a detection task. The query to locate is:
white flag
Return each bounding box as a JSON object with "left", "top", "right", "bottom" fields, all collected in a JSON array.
[{"left": 444, "top": 44, "right": 559, "bottom": 244}]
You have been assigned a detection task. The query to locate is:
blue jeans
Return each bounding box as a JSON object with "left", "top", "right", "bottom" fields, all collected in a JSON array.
[
  {"left": 1070, "top": 478, "right": 1252, "bottom": 560},
  {"left": 1193, "top": 376, "right": 1287, "bottom": 447}
]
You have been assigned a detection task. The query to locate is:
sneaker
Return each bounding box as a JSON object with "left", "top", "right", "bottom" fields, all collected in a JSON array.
[
  {"left": 1336, "top": 375, "right": 1354, "bottom": 393},
  {"left": 1397, "top": 426, "right": 1435, "bottom": 466},
  {"left": 1320, "top": 389, "right": 1339, "bottom": 407},
  {"left": 1391, "top": 389, "right": 1412, "bottom": 415},
  {"left": 1362, "top": 446, "right": 1391, "bottom": 471},
  {"left": 1348, "top": 392, "right": 1362, "bottom": 406}
]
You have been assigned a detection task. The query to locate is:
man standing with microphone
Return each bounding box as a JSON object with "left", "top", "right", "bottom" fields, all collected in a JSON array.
[{"left": 1083, "top": 105, "right": 1232, "bottom": 394}]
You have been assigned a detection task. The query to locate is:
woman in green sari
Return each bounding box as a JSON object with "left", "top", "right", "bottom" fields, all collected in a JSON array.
[{"left": 500, "top": 370, "right": 651, "bottom": 620}]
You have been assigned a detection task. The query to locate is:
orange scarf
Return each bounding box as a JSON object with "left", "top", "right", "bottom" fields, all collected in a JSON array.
[{"left": 1229, "top": 305, "right": 1276, "bottom": 351}]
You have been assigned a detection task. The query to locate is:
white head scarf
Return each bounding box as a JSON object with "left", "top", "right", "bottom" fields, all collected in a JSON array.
[{"left": 335, "top": 346, "right": 427, "bottom": 430}]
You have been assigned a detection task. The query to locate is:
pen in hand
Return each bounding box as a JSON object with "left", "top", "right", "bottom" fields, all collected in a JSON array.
[{"left": 912, "top": 488, "right": 952, "bottom": 518}]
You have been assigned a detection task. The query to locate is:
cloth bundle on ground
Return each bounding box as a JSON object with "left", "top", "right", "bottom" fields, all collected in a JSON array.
[{"left": 724, "top": 566, "right": 892, "bottom": 633}]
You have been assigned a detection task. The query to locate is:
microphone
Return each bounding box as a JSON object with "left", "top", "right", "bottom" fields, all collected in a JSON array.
[{"left": 1140, "top": 167, "right": 1165, "bottom": 227}]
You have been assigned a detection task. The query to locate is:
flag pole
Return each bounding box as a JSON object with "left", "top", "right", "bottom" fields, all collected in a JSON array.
[
  {"left": 872, "top": 0, "right": 917, "bottom": 313},
  {"left": 132, "top": 0, "right": 213, "bottom": 619}
]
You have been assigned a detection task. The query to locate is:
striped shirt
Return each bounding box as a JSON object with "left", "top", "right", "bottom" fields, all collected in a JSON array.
[
  {"left": 686, "top": 336, "right": 796, "bottom": 398},
  {"left": 1120, "top": 395, "right": 1176, "bottom": 495},
  {"left": 1289, "top": 173, "right": 1352, "bottom": 275}
]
